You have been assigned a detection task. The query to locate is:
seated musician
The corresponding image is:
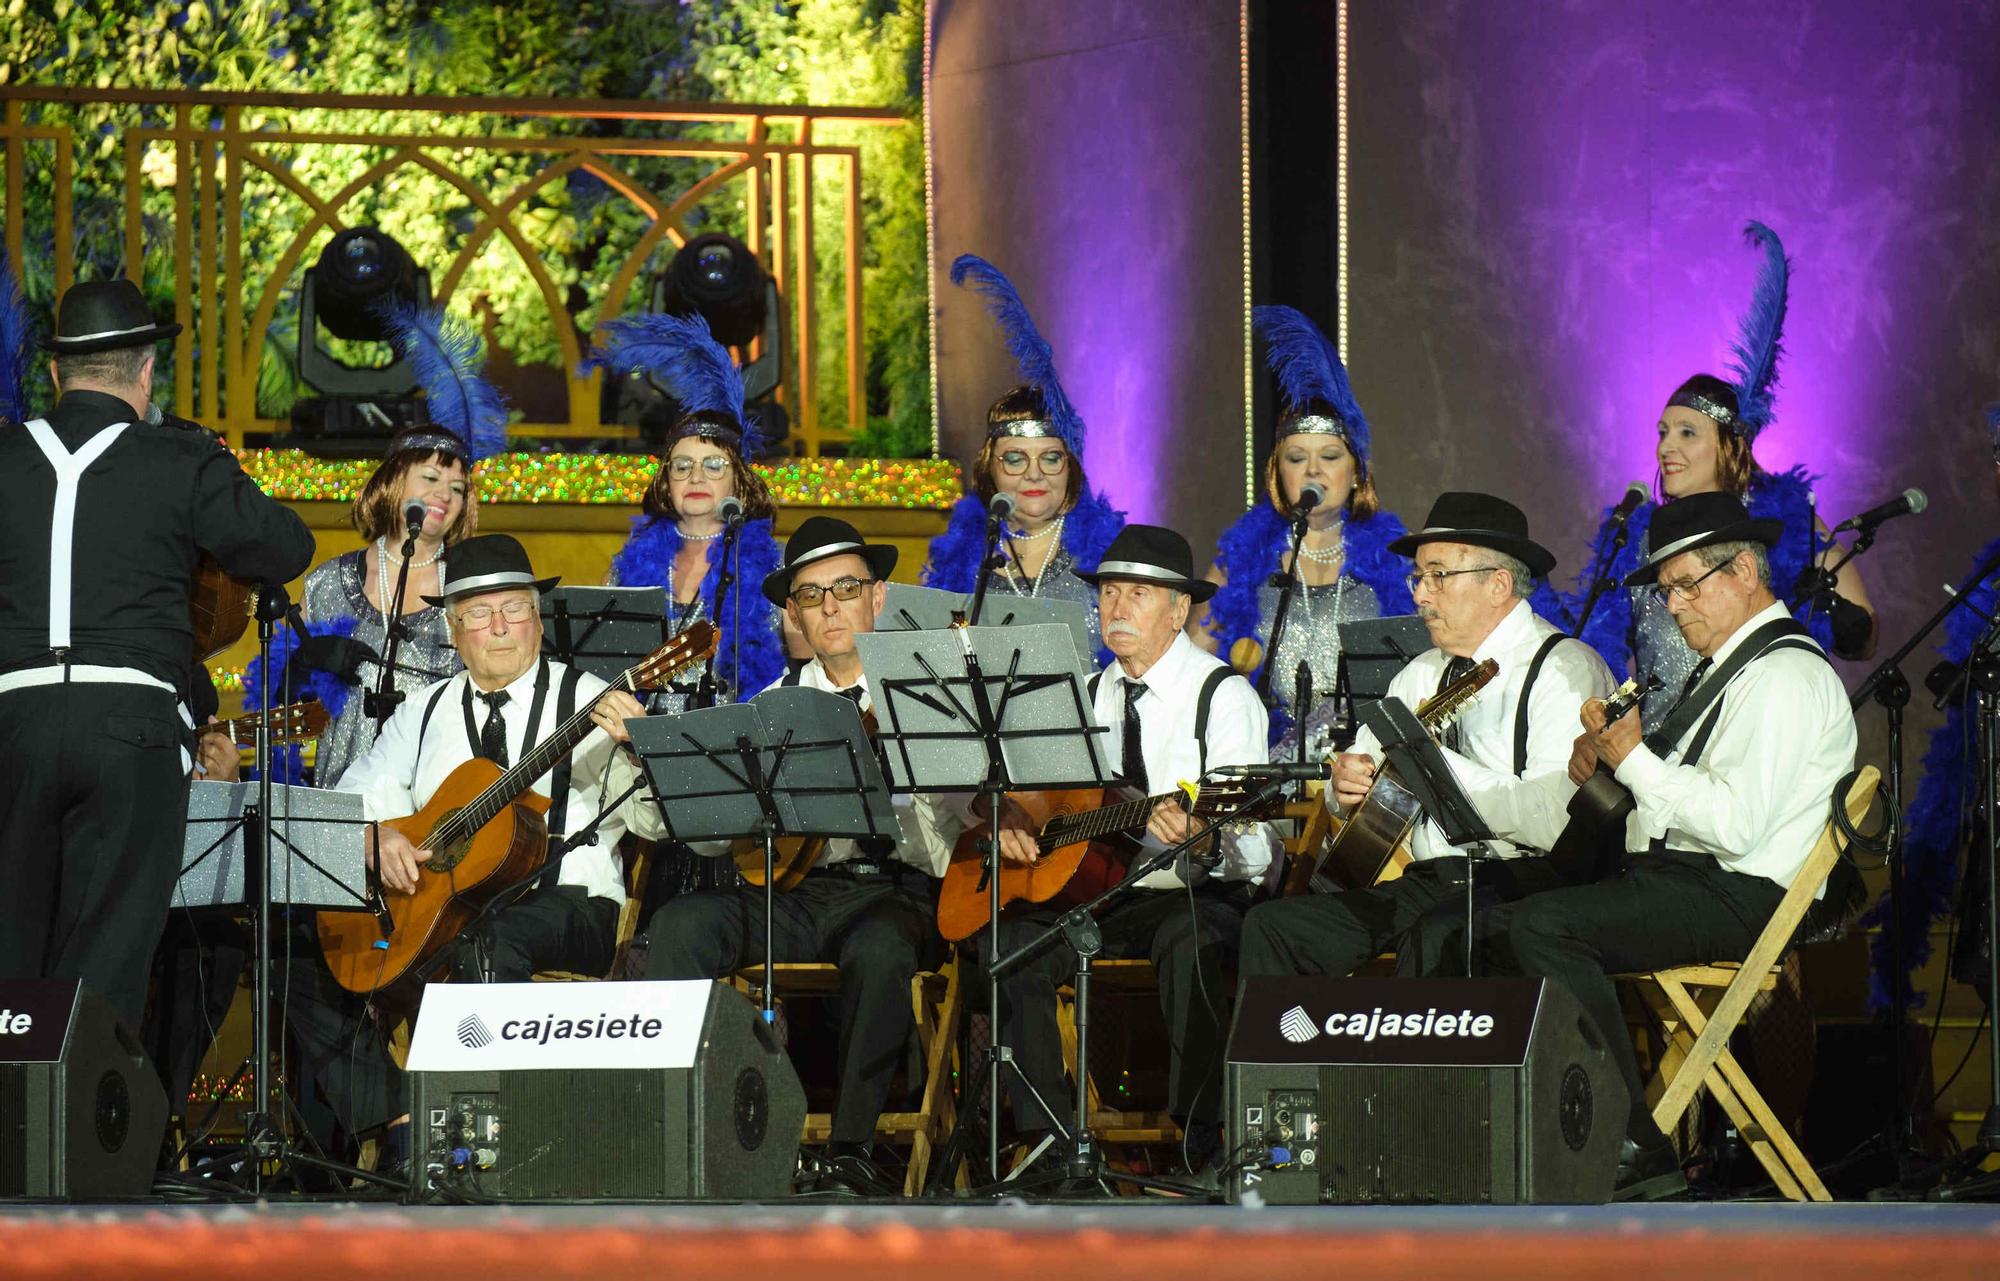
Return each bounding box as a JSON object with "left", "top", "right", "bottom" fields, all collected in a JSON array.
[
  {"left": 285, "top": 535, "right": 649, "bottom": 1156},
  {"left": 1473, "top": 493, "right": 1856, "bottom": 1201},
  {"left": 985, "top": 524, "right": 1281, "bottom": 1175},
  {"left": 1237, "top": 492, "right": 1612, "bottom": 980},
  {"left": 634, "top": 517, "right": 962, "bottom": 1197}
]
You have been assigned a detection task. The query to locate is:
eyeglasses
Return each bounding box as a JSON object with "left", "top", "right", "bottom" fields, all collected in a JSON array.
[
  {"left": 456, "top": 599, "right": 537, "bottom": 629},
  {"left": 996, "top": 448, "right": 1069, "bottom": 476},
  {"left": 1649, "top": 560, "right": 1731, "bottom": 605},
  {"left": 789, "top": 576, "right": 876, "bottom": 608},
  {"left": 1405, "top": 565, "right": 1501, "bottom": 593},
  {"left": 668, "top": 455, "right": 731, "bottom": 480}
]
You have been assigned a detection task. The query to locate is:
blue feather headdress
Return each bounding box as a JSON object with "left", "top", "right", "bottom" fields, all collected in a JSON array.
[
  {"left": 1670, "top": 222, "right": 1788, "bottom": 443},
  {"left": 586, "top": 311, "right": 758, "bottom": 456},
  {"left": 1253, "top": 304, "right": 1371, "bottom": 469},
  {"left": 949, "top": 254, "right": 1087, "bottom": 455},
  {"left": 0, "top": 250, "right": 32, "bottom": 424},
  {"left": 380, "top": 299, "right": 510, "bottom": 463}
]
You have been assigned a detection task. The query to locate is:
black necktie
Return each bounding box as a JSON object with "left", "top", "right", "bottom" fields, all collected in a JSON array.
[
  {"left": 1437, "top": 655, "right": 1476, "bottom": 752},
  {"left": 1121, "top": 680, "right": 1148, "bottom": 793},
  {"left": 476, "top": 690, "right": 511, "bottom": 767},
  {"left": 838, "top": 684, "right": 866, "bottom": 705}
]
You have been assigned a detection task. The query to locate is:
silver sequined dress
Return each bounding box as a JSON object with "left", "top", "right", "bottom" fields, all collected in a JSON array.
[
  {"left": 1630, "top": 586, "right": 1701, "bottom": 737},
  {"left": 300, "top": 550, "right": 463, "bottom": 788},
  {"left": 985, "top": 542, "right": 1104, "bottom": 655},
  {"left": 1260, "top": 575, "right": 1382, "bottom": 753}
]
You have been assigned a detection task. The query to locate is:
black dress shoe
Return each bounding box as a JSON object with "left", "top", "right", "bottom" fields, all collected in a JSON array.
[
  {"left": 817, "top": 1142, "right": 898, "bottom": 1197},
  {"left": 1613, "top": 1134, "right": 1687, "bottom": 1202}
]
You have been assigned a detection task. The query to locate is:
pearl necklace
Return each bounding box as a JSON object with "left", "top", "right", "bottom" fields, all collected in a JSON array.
[
  {"left": 679, "top": 524, "right": 724, "bottom": 542},
  {"left": 1297, "top": 522, "right": 1345, "bottom": 565},
  {"left": 375, "top": 537, "right": 443, "bottom": 626},
  {"left": 1002, "top": 513, "right": 1066, "bottom": 597},
  {"left": 378, "top": 535, "right": 444, "bottom": 569}
]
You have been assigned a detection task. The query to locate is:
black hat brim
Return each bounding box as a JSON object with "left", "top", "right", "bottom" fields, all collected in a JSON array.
[
  {"left": 40, "top": 321, "right": 183, "bottom": 356},
  {"left": 762, "top": 543, "right": 900, "bottom": 606},
  {"left": 421, "top": 573, "right": 562, "bottom": 609},
  {"left": 1387, "top": 528, "right": 1557, "bottom": 579},
  {"left": 1621, "top": 518, "right": 1784, "bottom": 587},
  {"left": 1071, "top": 566, "right": 1219, "bottom": 604}
]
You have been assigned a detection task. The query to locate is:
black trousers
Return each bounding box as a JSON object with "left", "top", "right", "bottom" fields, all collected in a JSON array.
[
  {"left": 1239, "top": 857, "right": 1575, "bottom": 982},
  {"left": 644, "top": 864, "right": 939, "bottom": 1144},
  {"left": 0, "top": 683, "right": 190, "bottom": 1030},
  {"left": 1474, "top": 851, "right": 1784, "bottom": 1141},
  {"left": 145, "top": 914, "right": 250, "bottom": 1108},
  {"left": 983, "top": 881, "right": 1256, "bottom": 1134},
  {"left": 286, "top": 886, "right": 617, "bottom": 1136}
]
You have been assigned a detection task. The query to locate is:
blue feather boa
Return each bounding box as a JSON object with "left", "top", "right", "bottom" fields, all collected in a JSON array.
[
  {"left": 1206, "top": 504, "right": 1415, "bottom": 742},
  {"left": 1565, "top": 466, "right": 1834, "bottom": 675},
  {"left": 610, "top": 514, "right": 785, "bottom": 700},
  {"left": 1858, "top": 535, "right": 2000, "bottom": 1012},
  {"left": 921, "top": 488, "right": 1126, "bottom": 593},
  {"left": 240, "top": 614, "right": 359, "bottom": 784}
]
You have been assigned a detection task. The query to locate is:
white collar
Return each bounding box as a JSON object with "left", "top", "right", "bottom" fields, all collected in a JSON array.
[
  {"left": 1109, "top": 631, "right": 1198, "bottom": 689},
  {"left": 1700, "top": 598, "right": 1793, "bottom": 669}
]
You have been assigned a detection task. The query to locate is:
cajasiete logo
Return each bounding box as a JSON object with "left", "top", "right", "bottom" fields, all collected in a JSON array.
[
  {"left": 1276, "top": 1003, "right": 1498, "bottom": 1043},
  {"left": 456, "top": 1015, "right": 494, "bottom": 1049}
]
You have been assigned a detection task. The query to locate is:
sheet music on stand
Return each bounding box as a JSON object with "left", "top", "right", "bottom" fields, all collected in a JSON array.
[
  {"left": 881, "top": 583, "right": 1094, "bottom": 666},
  {"left": 539, "top": 586, "right": 670, "bottom": 686},
  {"left": 623, "top": 685, "right": 897, "bottom": 845},
  {"left": 1336, "top": 613, "right": 1431, "bottom": 705},
  {"left": 855, "top": 622, "right": 1112, "bottom": 793},
  {"left": 177, "top": 780, "right": 372, "bottom": 911}
]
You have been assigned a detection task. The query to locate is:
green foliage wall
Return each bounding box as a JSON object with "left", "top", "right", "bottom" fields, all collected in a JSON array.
[{"left": 0, "top": 0, "right": 932, "bottom": 456}]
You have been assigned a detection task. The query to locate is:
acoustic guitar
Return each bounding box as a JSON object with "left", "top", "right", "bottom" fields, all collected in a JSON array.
[
  {"left": 1544, "top": 675, "right": 1657, "bottom": 880},
  {"left": 317, "top": 621, "right": 718, "bottom": 994},
  {"left": 1285, "top": 656, "right": 1497, "bottom": 895},
  {"left": 731, "top": 708, "right": 881, "bottom": 891},
  {"left": 935, "top": 778, "right": 1275, "bottom": 942},
  {"left": 199, "top": 699, "right": 333, "bottom": 748}
]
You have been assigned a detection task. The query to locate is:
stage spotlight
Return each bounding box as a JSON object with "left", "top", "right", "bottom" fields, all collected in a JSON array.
[
  {"left": 284, "top": 227, "right": 434, "bottom": 455},
  {"left": 606, "top": 233, "right": 788, "bottom": 454}
]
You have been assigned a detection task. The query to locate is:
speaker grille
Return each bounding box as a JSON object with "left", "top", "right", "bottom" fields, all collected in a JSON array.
[{"left": 1319, "top": 1066, "right": 1494, "bottom": 1204}]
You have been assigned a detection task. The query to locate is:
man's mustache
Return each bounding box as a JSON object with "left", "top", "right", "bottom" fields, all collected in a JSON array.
[
  {"left": 1417, "top": 606, "right": 1441, "bottom": 622},
  {"left": 1104, "top": 621, "right": 1141, "bottom": 639}
]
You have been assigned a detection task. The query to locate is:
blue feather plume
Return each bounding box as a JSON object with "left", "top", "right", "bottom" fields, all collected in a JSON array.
[
  {"left": 586, "top": 311, "right": 757, "bottom": 456},
  {"left": 1253, "top": 304, "right": 1371, "bottom": 466},
  {"left": 1724, "top": 221, "right": 1789, "bottom": 440},
  {"left": 380, "top": 299, "right": 510, "bottom": 461},
  {"left": 0, "top": 250, "right": 31, "bottom": 423},
  {"left": 948, "top": 254, "right": 1086, "bottom": 456}
]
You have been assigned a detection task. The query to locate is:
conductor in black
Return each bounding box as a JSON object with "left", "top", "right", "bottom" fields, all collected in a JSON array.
[{"left": 0, "top": 279, "right": 315, "bottom": 1028}]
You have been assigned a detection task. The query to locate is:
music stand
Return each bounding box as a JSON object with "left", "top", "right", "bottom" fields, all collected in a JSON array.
[
  {"left": 855, "top": 622, "right": 1110, "bottom": 1190},
  {"left": 623, "top": 686, "right": 896, "bottom": 1022},
  {"left": 1361, "top": 696, "right": 1501, "bottom": 973},
  {"left": 882, "top": 583, "right": 1094, "bottom": 666},
  {"left": 177, "top": 781, "right": 373, "bottom": 912},
  {"left": 540, "top": 586, "right": 672, "bottom": 686}
]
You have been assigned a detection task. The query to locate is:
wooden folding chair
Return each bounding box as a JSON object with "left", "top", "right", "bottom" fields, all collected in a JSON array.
[
  {"left": 1054, "top": 957, "right": 1184, "bottom": 1147},
  {"left": 1620, "top": 765, "right": 1880, "bottom": 1203},
  {"left": 729, "top": 957, "right": 963, "bottom": 1195}
]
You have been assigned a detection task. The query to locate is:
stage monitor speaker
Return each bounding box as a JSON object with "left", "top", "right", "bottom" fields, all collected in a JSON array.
[
  {"left": 0, "top": 981, "right": 169, "bottom": 1200},
  {"left": 408, "top": 981, "right": 805, "bottom": 1201},
  {"left": 1224, "top": 977, "right": 1626, "bottom": 1205}
]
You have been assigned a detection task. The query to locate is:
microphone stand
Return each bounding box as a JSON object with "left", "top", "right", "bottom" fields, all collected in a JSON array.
[
  {"left": 366, "top": 515, "right": 423, "bottom": 730},
  {"left": 1255, "top": 504, "right": 1315, "bottom": 707},
  {"left": 1573, "top": 515, "right": 1636, "bottom": 636},
  {"left": 693, "top": 515, "right": 742, "bottom": 710},
  {"left": 964, "top": 502, "right": 1010, "bottom": 626},
  {"left": 1851, "top": 544, "right": 2000, "bottom": 1184}
]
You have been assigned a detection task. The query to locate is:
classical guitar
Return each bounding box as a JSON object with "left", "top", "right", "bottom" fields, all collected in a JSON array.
[
  {"left": 732, "top": 707, "right": 881, "bottom": 891},
  {"left": 1286, "top": 656, "right": 1498, "bottom": 895},
  {"left": 936, "top": 778, "right": 1276, "bottom": 942},
  {"left": 1544, "top": 675, "right": 1658, "bottom": 881},
  {"left": 317, "top": 620, "right": 718, "bottom": 994},
  {"left": 198, "top": 699, "right": 333, "bottom": 748}
]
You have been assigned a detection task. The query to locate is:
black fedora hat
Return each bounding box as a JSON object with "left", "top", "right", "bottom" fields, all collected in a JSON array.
[
  {"left": 1074, "top": 524, "right": 1218, "bottom": 603},
  {"left": 420, "top": 534, "right": 559, "bottom": 607},
  {"left": 1622, "top": 491, "right": 1783, "bottom": 587},
  {"left": 1388, "top": 491, "right": 1557, "bottom": 579},
  {"left": 39, "top": 279, "right": 182, "bottom": 356},
  {"left": 762, "top": 515, "right": 899, "bottom": 606}
]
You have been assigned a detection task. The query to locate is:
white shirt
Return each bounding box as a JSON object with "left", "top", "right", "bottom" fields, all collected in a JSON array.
[
  {"left": 624, "top": 657, "right": 964, "bottom": 876},
  {"left": 1613, "top": 599, "right": 1856, "bottom": 893},
  {"left": 340, "top": 659, "right": 630, "bottom": 904},
  {"left": 1095, "top": 631, "right": 1281, "bottom": 888},
  {"left": 1351, "top": 599, "right": 1614, "bottom": 861}
]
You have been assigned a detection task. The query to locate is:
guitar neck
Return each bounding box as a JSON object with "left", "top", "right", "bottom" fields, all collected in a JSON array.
[{"left": 1037, "top": 789, "right": 1180, "bottom": 852}]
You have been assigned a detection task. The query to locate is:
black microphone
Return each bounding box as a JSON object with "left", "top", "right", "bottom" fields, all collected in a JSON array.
[
  {"left": 718, "top": 495, "right": 746, "bottom": 528},
  {"left": 402, "top": 496, "right": 428, "bottom": 537},
  {"left": 1832, "top": 488, "right": 1927, "bottom": 535},
  {"left": 987, "top": 491, "right": 1017, "bottom": 525},
  {"left": 1608, "top": 481, "right": 1649, "bottom": 525},
  {"left": 1289, "top": 482, "right": 1326, "bottom": 520},
  {"left": 1208, "top": 761, "right": 1334, "bottom": 781}
]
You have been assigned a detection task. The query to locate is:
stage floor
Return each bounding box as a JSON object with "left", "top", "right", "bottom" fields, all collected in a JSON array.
[{"left": 4, "top": 1201, "right": 1999, "bottom": 1280}]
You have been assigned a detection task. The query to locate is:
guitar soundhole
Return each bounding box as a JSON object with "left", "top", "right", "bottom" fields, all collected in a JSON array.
[{"left": 423, "top": 809, "right": 473, "bottom": 873}]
